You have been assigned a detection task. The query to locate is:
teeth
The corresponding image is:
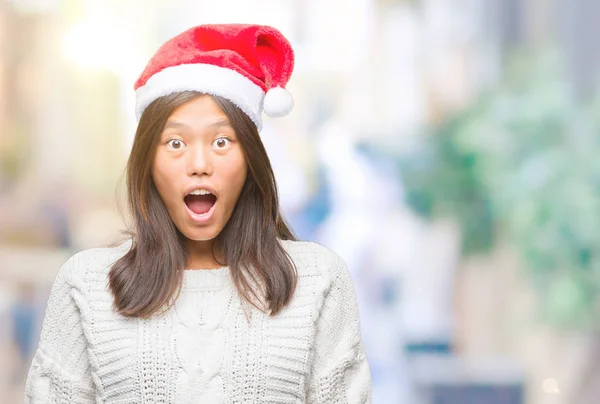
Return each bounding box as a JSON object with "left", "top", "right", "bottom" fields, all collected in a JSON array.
[{"left": 188, "top": 189, "right": 212, "bottom": 196}]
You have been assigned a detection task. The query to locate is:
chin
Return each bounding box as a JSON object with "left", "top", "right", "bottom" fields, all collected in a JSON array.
[{"left": 181, "top": 226, "right": 222, "bottom": 242}]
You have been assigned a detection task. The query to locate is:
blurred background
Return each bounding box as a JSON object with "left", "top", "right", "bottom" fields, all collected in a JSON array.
[{"left": 1, "top": 0, "right": 600, "bottom": 403}]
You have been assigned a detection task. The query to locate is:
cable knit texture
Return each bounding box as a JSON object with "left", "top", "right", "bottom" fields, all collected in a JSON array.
[{"left": 24, "top": 239, "right": 372, "bottom": 403}]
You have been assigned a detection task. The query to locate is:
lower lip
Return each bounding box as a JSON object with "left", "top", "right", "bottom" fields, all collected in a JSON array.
[{"left": 185, "top": 201, "right": 216, "bottom": 224}]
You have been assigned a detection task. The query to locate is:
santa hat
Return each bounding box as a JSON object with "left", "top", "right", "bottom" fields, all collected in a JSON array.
[{"left": 134, "top": 24, "right": 295, "bottom": 130}]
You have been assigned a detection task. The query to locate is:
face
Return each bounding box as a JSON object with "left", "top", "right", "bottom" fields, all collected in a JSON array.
[{"left": 151, "top": 94, "right": 248, "bottom": 245}]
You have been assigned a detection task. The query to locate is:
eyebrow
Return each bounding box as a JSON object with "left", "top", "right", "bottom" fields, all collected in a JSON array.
[{"left": 163, "top": 118, "right": 233, "bottom": 131}]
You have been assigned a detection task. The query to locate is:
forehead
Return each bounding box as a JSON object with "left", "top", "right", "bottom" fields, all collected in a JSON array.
[{"left": 165, "top": 95, "right": 231, "bottom": 130}]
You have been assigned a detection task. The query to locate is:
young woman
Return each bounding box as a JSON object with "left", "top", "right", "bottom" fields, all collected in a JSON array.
[{"left": 24, "top": 24, "right": 372, "bottom": 403}]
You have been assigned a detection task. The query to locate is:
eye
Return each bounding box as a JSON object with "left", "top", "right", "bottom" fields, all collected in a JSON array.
[
  {"left": 212, "top": 137, "right": 231, "bottom": 149},
  {"left": 167, "top": 139, "right": 185, "bottom": 150}
]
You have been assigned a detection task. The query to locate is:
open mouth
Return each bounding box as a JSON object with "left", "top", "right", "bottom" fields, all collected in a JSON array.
[{"left": 184, "top": 190, "right": 217, "bottom": 216}]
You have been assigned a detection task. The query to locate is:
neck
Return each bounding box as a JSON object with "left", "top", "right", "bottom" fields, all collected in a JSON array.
[{"left": 184, "top": 238, "right": 224, "bottom": 270}]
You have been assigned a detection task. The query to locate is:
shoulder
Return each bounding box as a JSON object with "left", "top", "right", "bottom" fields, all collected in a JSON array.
[
  {"left": 279, "top": 239, "right": 348, "bottom": 283},
  {"left": 59, "top": 239, "right": 133, "bottom": 287}
]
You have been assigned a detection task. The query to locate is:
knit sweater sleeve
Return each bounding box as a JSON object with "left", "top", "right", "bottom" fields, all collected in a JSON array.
[
  {"left": 24, "top": 253, "right": 96, "bottom": 404},
  {"left": 306, "top": 250, "right": 373, "bottom": 403}
]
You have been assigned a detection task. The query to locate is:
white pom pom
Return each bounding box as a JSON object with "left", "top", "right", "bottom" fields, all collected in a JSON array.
[{"left": 263, "top": 87, "right": 294, "bottom": 118}]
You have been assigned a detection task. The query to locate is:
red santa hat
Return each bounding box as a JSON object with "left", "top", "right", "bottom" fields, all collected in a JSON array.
[{"left": 134, "top": 24, "right": 295, "bottom": 130}]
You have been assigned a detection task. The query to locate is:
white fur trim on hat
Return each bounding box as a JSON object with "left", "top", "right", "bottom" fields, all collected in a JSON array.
[{"left": 135, "top": 63, "right": 266, "bottom": 130}]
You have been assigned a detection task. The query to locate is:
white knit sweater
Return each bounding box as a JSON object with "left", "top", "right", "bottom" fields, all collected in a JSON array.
[{"left": 24, "top": 239, "right": 372, "bottom": 403}]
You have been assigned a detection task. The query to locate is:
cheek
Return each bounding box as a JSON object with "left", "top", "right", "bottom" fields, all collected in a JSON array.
[
  {"left": 232, "top": 156, "right": 248, "bottom": 193},
  {"left": 221, "top": 156, "right": 247, "bottom": 202},
  {"left": 152, "top": 158, "right": 178, "bottom": 204},
  {"left": 236, "top": 163, "right": 248, "bottom": 189}
]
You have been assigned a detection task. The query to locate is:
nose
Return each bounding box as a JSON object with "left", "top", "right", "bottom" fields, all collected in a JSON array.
[{"left": 187, "top": 144, "right": 213, "bottom": 177}]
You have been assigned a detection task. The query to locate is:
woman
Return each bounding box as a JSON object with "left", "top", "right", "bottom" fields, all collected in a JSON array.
[{"left": 24, "top": 24, "right": 372, "bottom": 403}]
